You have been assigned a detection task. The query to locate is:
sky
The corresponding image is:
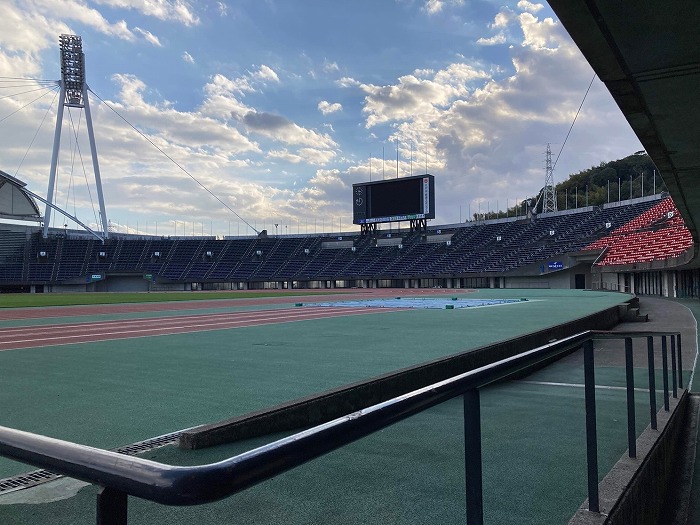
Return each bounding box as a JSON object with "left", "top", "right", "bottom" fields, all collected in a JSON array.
[{"left": 0, "top": 0, "right": 644, "bottom": 237}]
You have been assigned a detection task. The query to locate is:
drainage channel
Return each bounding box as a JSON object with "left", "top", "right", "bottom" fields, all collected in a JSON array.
[{"left": 0, "top": 430, "right": 183, "bottom": 495}]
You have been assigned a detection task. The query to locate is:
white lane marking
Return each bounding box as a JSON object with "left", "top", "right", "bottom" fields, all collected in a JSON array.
[
  {"left": 0, "top": 308, "right": 400, "bottom": 351},
  {"left": 0, "top": 306, "right": 359, "bottom": 336},
  {"left": 516, "top": 380, "right": 650, "bottom": 393}
]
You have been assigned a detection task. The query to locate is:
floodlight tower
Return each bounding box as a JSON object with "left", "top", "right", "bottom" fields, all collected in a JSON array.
[
  {"left": 43, "top": 34, "right": 109, "bottom": 239},
  {"left": 542, "top": 143, "right": 557, "bottom": 213}
]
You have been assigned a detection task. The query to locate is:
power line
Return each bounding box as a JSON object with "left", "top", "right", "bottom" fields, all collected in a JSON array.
[
  {"left": 89, "top": 88, "right": 259, "bottom": 234},
  {"left": 13, "top": 89, "right": 59, "bottom": 177},
  {"left": 0, "top": 86, "right": 59, "bottom": 124},
  {"left": 553, "top": 73, "right": 596, "bottom": 172}
]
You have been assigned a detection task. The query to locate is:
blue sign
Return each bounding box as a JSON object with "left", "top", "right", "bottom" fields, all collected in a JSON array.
[{"left": 548, "top": 261, "right": 564, "bottom": 270}]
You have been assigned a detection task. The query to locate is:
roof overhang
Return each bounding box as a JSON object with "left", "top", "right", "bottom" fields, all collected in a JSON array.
[{"left": 0, "top": 170, "right": 41, "bottom": 220}]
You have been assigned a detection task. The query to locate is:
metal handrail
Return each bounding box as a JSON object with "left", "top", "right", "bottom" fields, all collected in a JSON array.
[{"left": 0, "top": 329, "right": 684, "bottom": 524}]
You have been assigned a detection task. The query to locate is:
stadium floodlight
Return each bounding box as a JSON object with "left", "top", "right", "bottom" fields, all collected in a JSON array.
[
  {"left": 44, "top": 35, "right": 109, "bottom": 240},
  {"left": 59, "top": 34, "right": 85, "bottom": 107}
]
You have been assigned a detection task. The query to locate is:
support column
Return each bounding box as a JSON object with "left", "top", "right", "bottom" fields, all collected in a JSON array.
[
  {"left": 43, "top": 84, "right": 66, "bottom": 238},
  {"left": 83, "top": 85, "right": 109, "bottom": 238}
]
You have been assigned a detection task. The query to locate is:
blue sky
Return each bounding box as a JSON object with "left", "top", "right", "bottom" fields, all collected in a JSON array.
[{"left": 0, "top": 0, "right": 643, "bottom": 236}]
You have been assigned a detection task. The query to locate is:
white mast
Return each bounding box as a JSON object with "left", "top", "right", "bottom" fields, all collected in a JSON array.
[{"left": 43, "top": 34, "right": 109, "bottom": 239}]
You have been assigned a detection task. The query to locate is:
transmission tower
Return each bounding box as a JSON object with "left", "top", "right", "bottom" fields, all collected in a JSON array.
[
  {"left": 542, "top": 143, "right": 557, "bottom": 213},
  {"left": 43, "top": 34, "right": 109, "bottom": 239}
]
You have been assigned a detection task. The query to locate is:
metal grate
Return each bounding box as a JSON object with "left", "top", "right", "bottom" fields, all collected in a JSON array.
[{"left": 0, "top": 431, "right": 181, "bottom": 495}]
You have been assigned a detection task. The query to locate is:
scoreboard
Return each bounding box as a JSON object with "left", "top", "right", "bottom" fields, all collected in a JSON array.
[{"left": 352, "top": 174, "right": 435, "bottom": 225}]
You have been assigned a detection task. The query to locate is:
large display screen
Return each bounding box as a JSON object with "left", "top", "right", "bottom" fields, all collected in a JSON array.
[{"left": 352, "top": 174, "right": 435, "bottom": 225}]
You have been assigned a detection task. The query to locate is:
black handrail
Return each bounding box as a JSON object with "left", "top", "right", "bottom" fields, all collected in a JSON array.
[{"left": 0, "top": 329, "right": 684, "bottom": 524}]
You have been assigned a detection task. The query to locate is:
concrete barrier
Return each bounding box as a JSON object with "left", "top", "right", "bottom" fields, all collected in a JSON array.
[{"left": 569, "top": 390, "right": 690, "bottom": 525}]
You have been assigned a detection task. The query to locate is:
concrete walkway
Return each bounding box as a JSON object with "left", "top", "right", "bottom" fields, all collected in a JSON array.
[{"left": 605, "top": 296, "right": 699, "bottom": 525}]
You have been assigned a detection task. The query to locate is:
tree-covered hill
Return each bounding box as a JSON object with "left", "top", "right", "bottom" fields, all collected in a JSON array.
[{"left": 476, "top": 151, "right": 666, "bottom": 220}]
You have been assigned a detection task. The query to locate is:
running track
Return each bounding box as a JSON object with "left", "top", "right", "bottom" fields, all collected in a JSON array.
[{"left": 0, "top": 306, "right": 401, "bottom": 351}]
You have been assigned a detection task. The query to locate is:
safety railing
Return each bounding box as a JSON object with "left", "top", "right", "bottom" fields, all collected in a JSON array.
[{"left": 0, "top": 330, "right": 683, "bottom": 525}]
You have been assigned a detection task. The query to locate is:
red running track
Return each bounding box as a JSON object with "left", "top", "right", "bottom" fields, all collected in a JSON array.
[
  {"left": 0, "top": 306, "right": 400, "bottom": 351},
  {"left": 0, "top": 288, "right": 470, "bottom": 321}
]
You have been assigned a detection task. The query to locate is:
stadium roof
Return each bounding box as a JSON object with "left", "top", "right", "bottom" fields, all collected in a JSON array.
[
  {"left": 0, "top": 170, "right": 41, "bottom": 220},
  {"left": 548, "top": 0, "right": 700, "bottom": 263}
]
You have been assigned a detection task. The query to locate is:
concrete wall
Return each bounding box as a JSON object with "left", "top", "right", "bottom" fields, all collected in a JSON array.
[
  {"left": 96, "top": 275, "right": 149, "bottom": 292},
  {"left": 569, "top": 391, "right": 690, "bottom": 525}
]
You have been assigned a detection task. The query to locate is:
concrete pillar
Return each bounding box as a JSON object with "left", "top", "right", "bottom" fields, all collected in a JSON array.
[
  {"left": 672, "top": 272, "right": 677, "bottom": 298},
  {"left": 404, "top": 279, "right": 410, "bottom": 289},
  {"left": 489, "top": 277, "right": 496, "bottom": 288}
]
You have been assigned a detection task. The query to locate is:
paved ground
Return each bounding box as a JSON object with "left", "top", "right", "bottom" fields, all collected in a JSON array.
[{"left": 0, "top": 289, "right": 690, "bottom": 524}]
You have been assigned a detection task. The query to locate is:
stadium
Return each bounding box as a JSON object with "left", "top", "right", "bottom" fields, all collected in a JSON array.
[
  {"left": 0, "top": 1, "right": 698, "bottom": 525},
  {"left": 0, "top": 168, "right": 696, "bottom": 297}
]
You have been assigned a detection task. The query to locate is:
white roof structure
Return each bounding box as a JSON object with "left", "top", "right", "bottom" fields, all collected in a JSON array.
[{"left": 0, "top": 170, "right": 41, "bottom": 221}]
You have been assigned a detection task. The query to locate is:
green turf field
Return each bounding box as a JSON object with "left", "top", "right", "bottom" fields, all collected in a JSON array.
[{"left": 0, "top": 289, "right": 689, "bottom": 524}]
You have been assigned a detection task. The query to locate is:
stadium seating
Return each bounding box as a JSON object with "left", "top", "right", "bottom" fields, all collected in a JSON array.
[
  {"left": 584, "top": 198, "right": 693, "bottom": 266},
  {"left": 1, "top": 196, "right": 691, "bottom": 287}
]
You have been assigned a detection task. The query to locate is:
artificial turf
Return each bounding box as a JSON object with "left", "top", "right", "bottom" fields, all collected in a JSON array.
[{"left": 0, "top": 289, "right": 679, "bottom": 524}]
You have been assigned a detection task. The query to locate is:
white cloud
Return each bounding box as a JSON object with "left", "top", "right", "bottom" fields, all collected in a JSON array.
[
  {"left": 318, "top": 101, "right": 342, "bottom": 115},
  {"left": 477, "top": 33, "right": 506, "bottom": 46},
  {"left": 92, "top": 0, "right": 199, "bottom": 26},
  {"left": 358, "top": 63, "right": 490, "bottom": 128},
  {"left": 341, "top": 8, "right": 641, "bottom": 223},
  {"left": 422, "top": 0, "right": 464, "bottom": 15},
  {"left": 241, "top": 110, "right": 337, "bottom": 149},
  {"left": 251, "top": 65, "right": 280, "bottom": 84},
  {"left": 323, "top": 61, "right": 339, "bottom": 73},
  {"left": 216, "top": 2, "right": 227, "bottom": 17},
  {"left": 0, "top": 1, "right": 644, "bottom": 231},
  {"left": 491, "top": 10, "right": 515, "bottom": 29},
  {"left": 134, "top": 27, "right": 162, "bottom": 47},
  {"left": 519, "top": 12, "right": 559, "bottom": 50},
  {"left": 268, "top": 147, "right": 336, "bottom": 166},
  {"left": 517, "top": 1, "right": 544, "bottom": 14}
]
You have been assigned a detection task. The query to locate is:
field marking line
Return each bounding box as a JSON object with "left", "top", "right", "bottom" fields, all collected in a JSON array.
[{"left": 516, "top": 380, "right": 650, "bottom": 393}]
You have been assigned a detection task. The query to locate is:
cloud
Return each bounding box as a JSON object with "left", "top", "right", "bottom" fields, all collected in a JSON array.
[
  {"left": 251, "top": 65, "right": 279, "bottom": 84},
  {"left": 339, "top": 8, "right": 641, "bottom": 223},
  {"left": 216, "top": 2, "right": 227, "bottom": 17},
  {"left": 92, "top": 0, "right": 199, "bottom": 26},
  {"left": 134, "top": 27, "right": 162, "bottom": 46},
  {"left": 357, "top": 63, "right": 490, "bottom": 128},
  {"left": 491, "top": 10, "right": 515, "bottom": 29},
  {"left": 268, "top": 147, "right": 336, "bottom": 166},
  {"left": 422, "top": 0, "right": 464, "bottom": 15},
  {"left": 517, "top": 1, "right": 544, "bottom": 13},
  {"left": 0, "top": 0, "right": 141, "bottom": 81},
  {"left": 241, "top": 111, "right": 337, "bottom": 149},
  {"left": 477, "top": 33, "right": 506, "bottom": 46},
  {"left": 318, "top": 101, "right": 342, "bottom": 115},
  {"left": 518, "top": 12, "right": 559, "bottom": 50},
  {"left": 0, "top": 1, "right": 644, "bottom": 231},
  {"left": 323, "top": 61, "right": 339, "bottom": 73}
]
